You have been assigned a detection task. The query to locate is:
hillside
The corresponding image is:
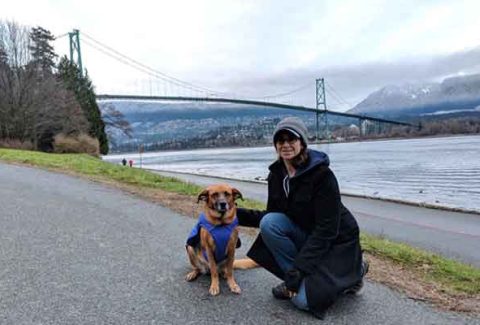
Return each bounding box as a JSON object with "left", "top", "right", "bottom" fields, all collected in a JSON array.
[
  {"left": 348, "top": 74, "right": 480, "bottom": 118},
  {"left": 101, "top": 74, "right": 480, "bottom": 152},
  {"left": 100, "top": 102, "right": 316, "bottom": 152}
]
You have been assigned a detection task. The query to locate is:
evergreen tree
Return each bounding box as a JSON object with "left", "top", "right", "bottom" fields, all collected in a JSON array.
[
  {"left": 29, "top": 26, "right": 57, "bottom": 75},
  {"left": 57, "top": 56, "right": 109, "bottom": 154}
]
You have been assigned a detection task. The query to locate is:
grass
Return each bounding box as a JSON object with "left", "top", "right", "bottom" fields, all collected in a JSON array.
[
  {"left": 0, "top": 148, "right": 199, "bottom": 195},
  {"left": 361, "top": 233, "right": 480, "bottom": 295},
  {"left": 1, "top": 147, "right": 479, "bottom": 296}
]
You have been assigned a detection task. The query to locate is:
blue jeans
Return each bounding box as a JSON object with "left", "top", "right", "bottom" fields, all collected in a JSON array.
[{"left": 260, "top": 212, "right": 310, "bottom": 311}]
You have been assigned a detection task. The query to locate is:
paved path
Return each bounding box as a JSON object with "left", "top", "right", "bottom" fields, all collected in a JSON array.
[
  {"left": 154, "top": 171, "right": 480, "bottom": 268},
  {"left": 0, "top": 163, "right": 478, "bottom": 324}
]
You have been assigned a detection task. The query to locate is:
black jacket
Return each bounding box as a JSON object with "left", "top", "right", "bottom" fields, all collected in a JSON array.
[{"left": 237, "top": 149, "right": 363, "bottom": 315}]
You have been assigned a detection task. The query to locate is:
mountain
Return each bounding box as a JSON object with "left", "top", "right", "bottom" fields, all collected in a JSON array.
[
  {"left": 101, "top": 73, "right": 480, "bottom": 152},
  {"left": 100, "top": 101, "right": 315, "bottom": 152},
  {"left": 348, "top": 74, "right": 480, "bottom": 118}
]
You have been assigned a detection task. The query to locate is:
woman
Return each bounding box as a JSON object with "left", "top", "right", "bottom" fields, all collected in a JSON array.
[{"left": 237, "top": 117, "right": 368, "bottom": 319}]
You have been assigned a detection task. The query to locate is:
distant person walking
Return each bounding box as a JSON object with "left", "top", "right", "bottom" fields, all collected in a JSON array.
[
  {"left": 128, "top": 160, "right": 133, "bottom": 167},
  {"left": 237, "top": 117, "right": 368, "bottom": 319},
  {"left": 122, "top": 158, "right": 127, "bottom": 166}
]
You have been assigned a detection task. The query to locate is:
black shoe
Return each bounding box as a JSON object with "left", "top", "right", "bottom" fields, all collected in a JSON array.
[
  {"left": 362, "top": 260, "right": 369, "bottom": 277},
  {"left": 272, "top": 282, "right": 293, "bottom": 300},
  {"left": 343, "top": 280, "right": 364, "bottom": 295},
  {"left": 344, "top": 260, "right": 369, "bottom": 295}
]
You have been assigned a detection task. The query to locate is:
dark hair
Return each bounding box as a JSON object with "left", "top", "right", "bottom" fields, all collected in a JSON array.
[{"left": 290, "top": 147, "right": 309, "bottom": 168}]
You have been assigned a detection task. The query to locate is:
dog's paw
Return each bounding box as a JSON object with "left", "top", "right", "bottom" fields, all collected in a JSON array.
[
  {"left": 229, "top": 283, "right": 242, "bottom": 294},
  {"left": 185, "top": 270, "right": 199, "bottom": 282},
  {"left": 209, "top": 285, "right": 220, "bottom": 296}
]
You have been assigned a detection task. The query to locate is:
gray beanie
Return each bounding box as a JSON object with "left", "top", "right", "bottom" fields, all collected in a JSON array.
[{"left": 273, "top": 117, "right": 308, "bottom": 147}]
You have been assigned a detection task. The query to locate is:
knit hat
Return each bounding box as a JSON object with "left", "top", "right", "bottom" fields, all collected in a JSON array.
[{"left": 273, "top": 117, "right": 308, "bottom": 147}]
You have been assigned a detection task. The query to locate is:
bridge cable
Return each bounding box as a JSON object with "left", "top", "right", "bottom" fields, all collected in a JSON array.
[
  {"left": 259, "top": 82, "right": 312, "bottom": 100},
  {"left": 81, "top": 38, "right": 218, "bottom": 96},
  {"left": 80, "top": 32, "right": 322, "bottom": 104},
  {"left": 54, "top": 33, "right": 68, "bottom": 40},
  {"left": 325, "top": 88, "right": 349, "bottom": 111},
  {"left": 325, "top": 81, "right": 353, "bottom": 108},
  {"left": 81, "top": 32, "right": 230, "bottom": 97}
]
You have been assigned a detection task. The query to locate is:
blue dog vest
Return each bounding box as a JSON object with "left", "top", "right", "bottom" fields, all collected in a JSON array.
[{"left": 186, "top": 213, "right": 240, "bottom": 263}]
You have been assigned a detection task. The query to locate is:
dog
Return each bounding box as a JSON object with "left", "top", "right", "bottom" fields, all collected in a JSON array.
[
  {"left": 233, "top": 257, "right": 258, "bottom": 269},
  {"left": 185, "top": 184, "right": 244, "bottom": 296}
]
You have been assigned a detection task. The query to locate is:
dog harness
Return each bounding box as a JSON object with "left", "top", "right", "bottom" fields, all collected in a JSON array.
[{"left": 186, "top": 213, "right": 239, "bottom": 263}]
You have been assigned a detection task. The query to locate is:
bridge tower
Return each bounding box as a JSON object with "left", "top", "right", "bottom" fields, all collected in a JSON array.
[
  {"left": 315, "top": 78, "right": 328, "bottom": 140},
  {"left": 68, "top": 29, "right": 83, "bottom": 76}
]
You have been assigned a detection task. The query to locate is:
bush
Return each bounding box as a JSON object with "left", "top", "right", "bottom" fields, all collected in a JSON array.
[
  {"left": 53, "top": 133, "right": 100, "bottom": 156},
  {"left": 0, "top": 138, "right": 34, "bottom": 150}
]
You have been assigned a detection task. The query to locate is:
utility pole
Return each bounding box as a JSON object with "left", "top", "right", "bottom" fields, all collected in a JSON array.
[
  {"left": 68, "top": 29, "right": 83, "bottom": 76},
  {"left": 315, "top": 78, "right": 327, "bottom": 140}
]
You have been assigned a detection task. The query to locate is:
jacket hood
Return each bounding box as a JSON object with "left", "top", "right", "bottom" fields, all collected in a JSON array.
[{"left": 269, "top": 149, "right": 329, "bottom": 178}]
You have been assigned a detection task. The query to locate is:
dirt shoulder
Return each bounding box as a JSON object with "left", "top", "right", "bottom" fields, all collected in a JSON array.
[{"left": 98, "top": 179, "right": 479, "bottom": 315}]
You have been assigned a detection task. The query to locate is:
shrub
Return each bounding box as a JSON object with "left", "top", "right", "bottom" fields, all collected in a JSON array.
[
  {"left": 53, "top": 133, "right": 100, "bottom": 156},
  {"left": 0, "top": 138, "right": 34, "bottom": 150}
]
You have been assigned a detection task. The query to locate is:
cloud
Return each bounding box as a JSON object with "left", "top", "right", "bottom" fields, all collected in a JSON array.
[
  {"left": 3, "top": 0, "right": 480, "bottom": 111},
  {"left": 217, "top": 46, "right": 480, "bottom": 110}
]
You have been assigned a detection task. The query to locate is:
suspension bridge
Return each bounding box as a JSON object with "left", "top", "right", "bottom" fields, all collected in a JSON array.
[{"left": 58, "top": 29, "right": 413, "bottom": 140}]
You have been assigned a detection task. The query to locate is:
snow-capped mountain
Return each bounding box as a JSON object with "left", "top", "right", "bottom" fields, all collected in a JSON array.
[{"left": 348, "top": 74, "right": 480, "bottom": 118}]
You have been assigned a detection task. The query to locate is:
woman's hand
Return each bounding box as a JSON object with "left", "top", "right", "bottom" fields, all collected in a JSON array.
[{"left": 284, "top": 269, "right": 303, "bottom": 292}]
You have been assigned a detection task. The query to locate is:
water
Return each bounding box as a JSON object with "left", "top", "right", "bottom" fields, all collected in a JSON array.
[{"left": 104, "top": 135, "right": 480, "bottom": 213}]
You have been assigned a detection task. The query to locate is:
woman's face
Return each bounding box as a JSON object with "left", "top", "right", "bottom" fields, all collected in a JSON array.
[{"left": 275, "top": 131, "right": 303, "bottom": 161}]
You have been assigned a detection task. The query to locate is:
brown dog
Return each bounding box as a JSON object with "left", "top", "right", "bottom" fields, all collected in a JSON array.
[
  {"left": 185, "top": 184, "right": 243, "bottom": 296},
  {"left": 233, "top": 258, "right": 258, "bottom": 269}
]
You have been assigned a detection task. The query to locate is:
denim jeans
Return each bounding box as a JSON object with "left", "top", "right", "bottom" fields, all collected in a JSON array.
[{"left": 260, "top": 212, "right": 310, "bottom": 311}]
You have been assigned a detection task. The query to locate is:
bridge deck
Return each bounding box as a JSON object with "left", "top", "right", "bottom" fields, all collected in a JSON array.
[{"left": 96, "top": 94, "right": 413, "bottom": 126}]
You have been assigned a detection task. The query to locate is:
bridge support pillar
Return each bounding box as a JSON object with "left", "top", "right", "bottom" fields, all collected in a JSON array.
[
  {"left": 69, "top": 29, "right": 83, "bottom": 76},
  {"left": 316, "top": 78, "right": 327, "bottom": 140}
]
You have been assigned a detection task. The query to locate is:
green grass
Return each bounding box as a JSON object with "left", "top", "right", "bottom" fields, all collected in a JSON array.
[
  {"left": 1, "top": 147, "right": 479, "bottom": 295},
  {"left": 361, "top": 233, "right": 480, "bottom": 295},
  {"left": 0, "top": 148, "right": 201, "bottom": 195}
]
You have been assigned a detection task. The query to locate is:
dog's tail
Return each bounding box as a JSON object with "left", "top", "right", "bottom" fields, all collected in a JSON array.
[{"left": 233, "top": 258, "right": 259, "bottom": 269}]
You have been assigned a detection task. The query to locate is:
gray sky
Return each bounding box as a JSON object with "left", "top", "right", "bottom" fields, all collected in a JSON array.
[{"left": 3, "top": 0, "right": 480, "bottom": 110}]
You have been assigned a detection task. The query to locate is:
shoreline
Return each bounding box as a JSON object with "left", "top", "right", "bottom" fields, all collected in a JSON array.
[
  {"left": 106, "top": 133, "right": 480, "bottom": 156},
  {"left": 146, "top": 168, "right": 480, "bottom": 216}
]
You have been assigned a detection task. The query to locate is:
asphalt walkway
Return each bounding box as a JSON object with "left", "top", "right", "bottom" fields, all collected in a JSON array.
[{"left": 0, "top": 163, "right": 477, "bottom": 324}]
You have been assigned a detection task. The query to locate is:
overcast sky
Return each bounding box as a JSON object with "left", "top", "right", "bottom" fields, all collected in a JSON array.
[{"left": 3, "top": 0, "right": 480, "bottom": 110}]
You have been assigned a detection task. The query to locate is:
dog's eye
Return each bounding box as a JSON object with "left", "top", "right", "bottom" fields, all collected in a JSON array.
[{"left": 224, "top": 192, "right": 231, "bottom": 197}]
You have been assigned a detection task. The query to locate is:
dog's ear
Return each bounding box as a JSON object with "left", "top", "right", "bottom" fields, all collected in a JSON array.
[
  {"left": 197, "top": 189, "right": 209, "bottom": 203},
  {"left": 232, "top": 187, "right": 243, "bottom": 201}
]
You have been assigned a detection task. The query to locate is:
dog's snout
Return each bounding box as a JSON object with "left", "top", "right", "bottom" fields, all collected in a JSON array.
[{"left": 215, "top": 199, "right": 229, "bottom": 213}]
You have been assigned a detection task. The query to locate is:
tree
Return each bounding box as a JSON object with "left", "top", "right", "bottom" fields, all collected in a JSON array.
[
  {"left": 0, "top": 20, "right": 35, "bottom": 141},
  {"left": 28, "top": 26, "right": 57, "bottom": 76},
  {"left": 57, "top": 56, "right": 109, "bottom": 154},
  {"left": 101, "top": 102, "right": 133, "bottom": 138},
  {"left": 28, "top": 75, "right": 89, "bottom": 151},
  {"left": 0, "top": 21, "right": 88, "bottom": 151}
]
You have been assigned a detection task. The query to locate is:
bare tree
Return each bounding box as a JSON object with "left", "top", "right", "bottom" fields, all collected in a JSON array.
[
  {"left": 101, "top": 103, "right": 133, "bottom": 138},
  {"left": 26, "top": 75, "right": 88, "bottom": 151},
  {"left": 0, "top": 20, "right": 89, "bottom": 151},
  {"left": 0, "top": 20, "right": 33, "bottom": 140}
]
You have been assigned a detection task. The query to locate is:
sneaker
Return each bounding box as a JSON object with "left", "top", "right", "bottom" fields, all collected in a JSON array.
[
  {"left": 272, "top": 282, "right": 294, "bottom": 300},
  {"left": 344, "top": 260, "right": 369, "bottom": 295}
]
